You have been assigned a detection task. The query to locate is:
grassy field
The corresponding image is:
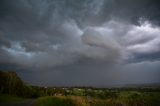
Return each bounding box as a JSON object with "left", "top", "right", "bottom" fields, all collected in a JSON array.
[
  {"left": 34, "top": 91, "right": 160, "bottom": 106},
  {"left": 1, "top": 90, "right": 160, "bottom": 106},
  {"left": 0, "top": 94, "right": 24, "bottom": 103},
  {"left": 34, "top": 96, "right": 76, "bottom": 106}
]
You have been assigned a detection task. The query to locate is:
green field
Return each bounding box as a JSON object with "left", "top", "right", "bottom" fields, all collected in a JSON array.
[
  {"left": 0, "top": 94, "right": 24, "bottom": 103},
  {"left": 1, "top": 91, "right": 160, "bottom": 106},
  {"left": 33, "top": 91, "right": 160, "bottom": 106},
  {"left": 34, "top": 96, "right": 76, "bottom": 106}
]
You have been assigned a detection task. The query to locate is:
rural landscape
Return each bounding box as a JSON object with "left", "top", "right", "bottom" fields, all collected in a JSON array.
[
  {"left": 1, "top": 0, "right": 160, "bottom": 106},
  {"left": 0, "top": 71, "right": 160, "bottom": 106}
]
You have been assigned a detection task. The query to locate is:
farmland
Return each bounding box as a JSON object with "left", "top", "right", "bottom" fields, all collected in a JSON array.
[{"left": 0, "top": 71, "right": 160, "bottom": 106}]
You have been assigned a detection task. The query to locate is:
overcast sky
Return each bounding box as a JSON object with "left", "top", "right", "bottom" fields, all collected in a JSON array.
[{"left": 0, "top": 0, "right": 160, "bottom": 87}]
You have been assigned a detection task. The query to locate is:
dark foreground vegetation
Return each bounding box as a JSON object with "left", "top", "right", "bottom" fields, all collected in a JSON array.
[{"left": 0, "top": 71, "right": 160, "bottom": 106}]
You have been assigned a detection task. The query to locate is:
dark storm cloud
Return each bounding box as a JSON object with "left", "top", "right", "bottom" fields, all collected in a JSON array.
[
  {"left": 0, "top": 0, "right": 123, "bottom": 67},
  {"left": 19, "top": 60, "right": 160, "bottom": 87},
  {"left": 128, "top": 52, "right": 160, "bottom": 63},
  {"left": 102, "top": 0, "right": 160, "bottom": 25},
  {"left": 0, "top": 0, "right": 160, "bottom": 86}
]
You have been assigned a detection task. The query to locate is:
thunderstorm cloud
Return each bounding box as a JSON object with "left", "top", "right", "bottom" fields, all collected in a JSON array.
[{"left": 0, "top": 0, "right": 160, "bottom": 87}]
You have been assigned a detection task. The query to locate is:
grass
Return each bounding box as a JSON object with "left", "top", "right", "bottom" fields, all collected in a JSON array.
[
  {"left": 117, "top": 91, "right": 160, "bottom": 106},
  {"left": 34, "top": 96, "right": 76, "bottom": 106},
  {"left": 1, "top": 91, "right": 159, "bottom": 106},
  {"left": 0, "top": 94, "right": 24, "bottom": 103},
  {"left": 1, "top": 90, "right": 159, "bottom": 106},
  {"left": 34, "top": 92, "right": 160, "bottom": 106}
]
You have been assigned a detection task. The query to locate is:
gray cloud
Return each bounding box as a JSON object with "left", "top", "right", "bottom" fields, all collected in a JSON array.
[
  {"left": 0, "top": 0, "right": 160, "bottom": 86},
  {"left": 18, "top": 60, "right": 160, "bottom": 87},
  {"left": 81, "top": 27, "right": 122, "bottom": 62}
]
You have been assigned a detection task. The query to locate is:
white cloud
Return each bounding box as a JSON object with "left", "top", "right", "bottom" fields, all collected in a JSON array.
[
  {"left": 124, "top": 21, "right": 160, "bottom": 54},
  {"left": 81, "top": 26, "right": 123, "bottom": 62},
  {"left": 1, "top": 19, "right": 160, "bottom": 69}
]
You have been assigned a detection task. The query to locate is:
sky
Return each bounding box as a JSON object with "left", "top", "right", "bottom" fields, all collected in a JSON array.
[{"left": 0, "top": 0, "right": 160, "bottom": 87}]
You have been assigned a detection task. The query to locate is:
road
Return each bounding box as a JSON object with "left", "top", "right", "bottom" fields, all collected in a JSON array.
[{"left": 0, "top": 99, "right": 36, "bottom": 106}]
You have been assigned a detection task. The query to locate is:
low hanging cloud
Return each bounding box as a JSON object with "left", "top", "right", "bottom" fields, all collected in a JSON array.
[
  {"left": 123, "top": 21, "right": 160, "bottom": 62},
  {"left": 0, "top": 0, "right": 160, "bottom": 86},
  {"left": 81, "top": 28, "right": 122, "bottom": 62},
  {"left": 1, "top": 18, "right": 160, "bottom": 69}
]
